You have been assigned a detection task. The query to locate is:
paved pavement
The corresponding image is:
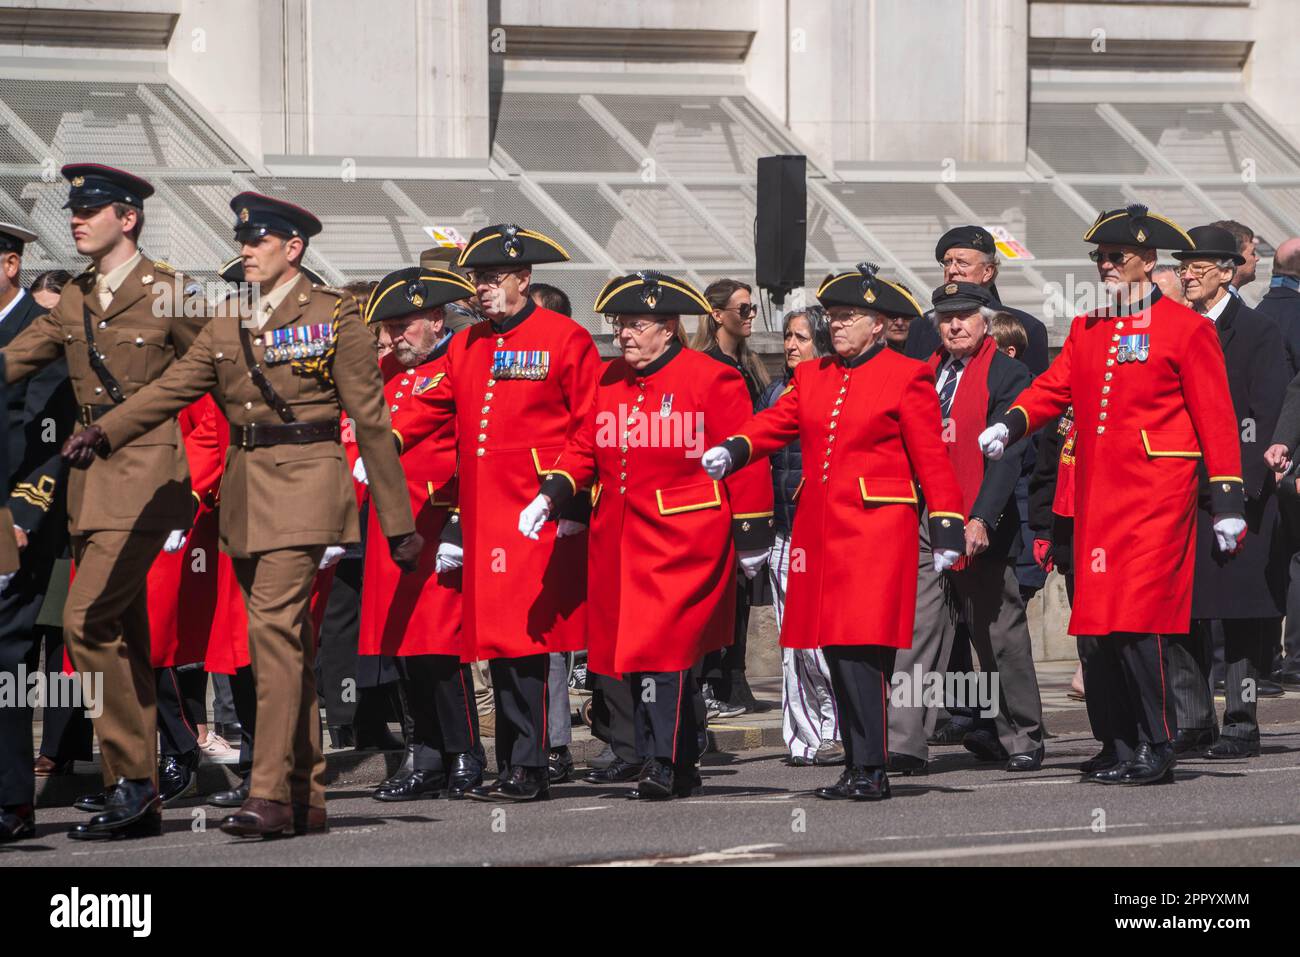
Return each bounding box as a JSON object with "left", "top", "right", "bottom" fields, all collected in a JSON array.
[{"left": 8, "top": 664, "right": 1299, "bottom": 867}]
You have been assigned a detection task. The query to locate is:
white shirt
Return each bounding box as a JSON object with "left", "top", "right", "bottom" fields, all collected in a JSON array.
[
  {"left": 1202, "top": 292, "right": 1232, "bottom": 325},
  {"left": 0, "top": 287, "right": 27, "bottom": 327},
  {"left": 935, "top": 354, "right": 967, "bottom": 400}
]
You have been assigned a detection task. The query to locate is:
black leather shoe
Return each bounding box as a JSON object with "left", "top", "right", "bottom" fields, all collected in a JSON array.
[
  {"left": 1006, "top": 746, "right": 1045, "bottom": 772},
  {"left": 629, "top": 759, "right": 675, "bottom": 800},
  {"left": 814, "top": 769, "right": 855, "bottom": 800},
  {"left": 467, "top": 766, "right": 549, "bottom": 802},
  {"left": 209, "top": 781, "right": 250, "bottom": 808},
  {"left": 928, "top": 721, "right": 974, "bottom": 746},
  {"left": 846, "top": 766, "right": 891, "bottom": 801},
  {"left": 373, "top": 768, "right": 447, "bottom": 802},
  {"left": 447, "top": 751, "right": 485, "bottom": 800},
  {"left": 0, "top": 806, "right": 35, "bottom": 843},
  {"left": 1275, "top": 671, "right": 1300, "bottom": 689},
  {"left": 68, "top": 779, "right": 162, "bottom": 841},
  {"left": 378, "top": 746, "right": 418, "bottom": 790},
  {"left": 1089, "top": 762, "right": 1133, "bottom": 784},
  {"left": 673, "top": 767, "right": 703, "bottom": 797},
  {"left": 1080, "top": 749, "right": 1119, "bottom": 774},
  {"left": 962, "top": 729, "right": 1009, "bottom": 763},
  {"left": 1256, "top": 679, "right": 1284, "bottom": 698},
  {"left": 587, "top": 744, "right": 617, "bottom": 770},
  {"left": 158, "top": 752, "right": 200, "bottom": 805},
  {"left": 74, "top": 787, "right": 113, "bottom": 814},
  {"left": 584, "top": 758, "right": 641, "bottom": 784},
  {"left": 887, "top": 752, "right": 928, "bottom": 776},
  {"left": 1119, "top": 743, "right": 1176, "bottom": 785},
  {"left": 327, "top": 725, "right": 356, "bottom": 750},
  {"left": 1204, "top": 737, "right": 1260, "bottom": 759},
  {"left": 548, "top": 746, "right": 574, "bottom": 784},
  {"left": 1171, "top": 727, "right": 1217, "bottom": 754}
]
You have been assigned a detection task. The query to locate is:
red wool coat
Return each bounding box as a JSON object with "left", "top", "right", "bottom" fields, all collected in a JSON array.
[
  {"left": 358, "top": 349, "right": 466, "bottom": 658},
  {"left": 409, "top": 303, "right": 600, "bottom": 660},
  {"left": 543, "top": 344, "right": 774, "bottom": 675},
  {"left": 1004, "top": 290, "right": 1243, "bottom": 636},
  {"left": 727, "top": 344, "right": 966, "bottom": 650}
]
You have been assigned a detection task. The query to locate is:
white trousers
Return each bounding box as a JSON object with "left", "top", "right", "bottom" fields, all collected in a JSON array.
[{"left": 770, "top": 531, "right": 840, "bottom": 760}]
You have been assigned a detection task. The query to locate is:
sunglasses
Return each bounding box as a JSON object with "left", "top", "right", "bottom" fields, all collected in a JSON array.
[
  {"left": 1088, "top": 250, "right": 1134, "bottom": 266},
  {"left": 722, "top": 303, "right": 757, "bottom": 319}
]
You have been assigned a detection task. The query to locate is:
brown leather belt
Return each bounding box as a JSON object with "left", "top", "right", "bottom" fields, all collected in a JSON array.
[
  {"left": 231, "top": 420, "right": 341, "bottom": 450},
  {"left": 78, "top": 403, "right": 115, "bottom": 427}
]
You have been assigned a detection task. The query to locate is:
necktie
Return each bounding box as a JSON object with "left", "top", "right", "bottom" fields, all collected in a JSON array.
[
  {"left": 95, "top": 274, "right": 112, "bottom": 312},
  {"left": 938, "top": 358, "right": 964, "bottom": 418}
]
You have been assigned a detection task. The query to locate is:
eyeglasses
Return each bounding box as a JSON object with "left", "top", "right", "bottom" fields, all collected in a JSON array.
[
  {"left": 940, "top": 257, "right": 984, "bottom": 271},
  {"left": 606, "top": 316, "right": 664, "bottom": 334},
  {"left": 827, "top": 311, "right": 868, "bottom": 327},
  {"left": 1174, "top": 262, "right": 1219, "bottom": 278},
  {"left": 721, "top": 303, "right": 756, "bottom": 319},
  {"left": 467, "top": 269, "right": 521, "bottom": 287},
  {"left": 1088, "top": 250, "right": 1134, "bottom": 266}
]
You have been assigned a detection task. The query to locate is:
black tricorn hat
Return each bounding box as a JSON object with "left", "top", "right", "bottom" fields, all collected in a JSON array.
[
  {"left": 816, "top": 262, "right": 923, "bottom": 318},
  {"left": 219, "top": 255, "right": 325, "bottom": 286},
  {"left": 62, "top": 163, "right": 153, "bottom": 210},
  {"left": 230, "top": 191, "right": 323, "bottom": 243},
  {"left": 365, "top": 266, "right": 476, "bottom": 325},
  {"left": 1083, "top": 203, "right": 1192, "bottom": 250},
  {"left": 456, "top": 224, "right": 569, "bottom": 269},
  {"left": 1170, "top": 225, "right": 1246, "bottom": 265},
  {"left": 594, "top": 271, "right": 711, "bottom": 316}
]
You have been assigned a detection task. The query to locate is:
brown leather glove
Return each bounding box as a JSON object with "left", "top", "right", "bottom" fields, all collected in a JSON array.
[
  {"left": 62, "top": 425, "right": 109, "bottom": 470},
  {"left": 388, "top": 531, "right": 425, "bottom": 573}
]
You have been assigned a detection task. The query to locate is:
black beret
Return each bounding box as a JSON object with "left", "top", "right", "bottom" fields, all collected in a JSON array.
[
  {"left": 594, "top": 271, "right": 711, "bottom": 316},
  {"left": 365, "top": 267, "right": 476, "bottom": 325},
  {"left": 457, "top": 223, "right": 569, "bottom": 269},
  {"left": 935, "top": 225, "right": 996, "bottom": 262},
  {"left": 0, "top": 221, "right": 36, "bottom": 255},
  {"left": 219, "top": 255, "right": 325, "bottom": 286},
  {"left": 230, "top": 191, "right": 322, "bottom": 243},
  {"left": 1084, "top": 203, "right": 1192, "bottom": 250},
  {"left": 817, "top": 262, "right": 922, "bottom": 318},
  {"left": 62, "top": 163, "right": 153, "bottom": 210},
  {"left": 931, "top": 281, "right": 995, "bottom": 313},
  {"left": 1170, "top": 225, "right": 1246, "bottom": 265}
]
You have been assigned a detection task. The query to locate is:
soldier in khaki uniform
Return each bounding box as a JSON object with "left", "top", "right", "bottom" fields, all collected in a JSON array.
[
  {"left": 1, "top": 164, "right": 203, "bottom": 840},
  {"left": 66, "top": 192, "right": 422, "bottom": 838}
]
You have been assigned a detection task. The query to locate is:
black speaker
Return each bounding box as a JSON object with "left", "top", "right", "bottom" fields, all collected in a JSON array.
[{"left": 755, "top": 154, "right": 807, "bottom": 300}]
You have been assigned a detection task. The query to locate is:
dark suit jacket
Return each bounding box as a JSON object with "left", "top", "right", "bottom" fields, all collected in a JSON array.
[
  {"left": 905, "top": 297, "right": 1050, "bottom": 377},
  {"left": 1254, "top": 284, "right": 1300, "bottom": 378},
  {"left": 1192, "top": 294, "right": 1289, "bottom": 619},
  {"left": 950, "top": 346, "right": 1033, "bottom": 562}
]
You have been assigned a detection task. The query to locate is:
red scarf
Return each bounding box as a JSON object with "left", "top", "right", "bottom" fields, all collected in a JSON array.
[{"left": 928, "top": 335, "right": 996, "bottom": 518}]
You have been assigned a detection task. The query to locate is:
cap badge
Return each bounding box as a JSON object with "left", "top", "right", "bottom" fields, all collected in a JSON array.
[
  {"left": 239, "top": 208, "right": 250, "bottom": 223},
  {"left": 944, "top": 283, "right": 958, "bottom": 295},
  {"left": 506, "top": 245, "right": 519, "bottom": 258},
  {"left": 297, "top": 292, "right": 310, "bottom": 304},
  {"left": 864, "top": 287, "right": 877, "bottom": 304},
  {"left": 1135, "top": 227, "right": 1146, "bottom": 243},
  {"left": 71, "top": 176, "right": 85, "bottom": 187},
  {"left": 405, "top": 281, "right": 426, "bottom": 308}
]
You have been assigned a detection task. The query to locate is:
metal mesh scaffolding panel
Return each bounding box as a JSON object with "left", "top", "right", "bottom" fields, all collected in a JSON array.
[
  {"left": 1115, "top": 102, "right": 1300, "bottom": 178},
  {"left": 538, "top": 183, "right": 670, "bottom": 263},
  {"left": 604, "top": 184, "right": 733, "bottom": 263},
  {"left": 534, "top": 267, "right": 619, "bottom": 333},
  {"left": 600, "top": 95, "right": 779, "bottom": 177},
  {"left": 828, "top": 183, "right": 964, "bottom": 266},
  {"left": 492, "top": 92, "right": 640, "bottom": 173},
  {"left": 949, "top": 183, "right": 1096, "bottom": 262},
  {"left": 1072, "top": 185, "right": 1213, "bottom": 235},
  {"left": 1028, "top": 103, "right": 1156, "bottom": 175}
]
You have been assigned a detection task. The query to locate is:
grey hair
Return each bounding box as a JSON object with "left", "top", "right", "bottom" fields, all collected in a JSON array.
[
  {"left": 978, "top": 305, "right": 1001, "bottom": 323},
  {"left": 784, "top": 304, "right": 833, "bottom": 357}
]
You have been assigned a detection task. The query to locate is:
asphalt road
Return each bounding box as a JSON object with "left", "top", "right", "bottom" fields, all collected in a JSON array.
[{"left": 4, "top": 721, "right": 1298, "bottom": 868}]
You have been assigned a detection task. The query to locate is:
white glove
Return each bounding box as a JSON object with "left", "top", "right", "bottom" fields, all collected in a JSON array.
[
  {"left": 352, "top": 458, "right": 368, "bottom": 485},
  {"left": 163, "top": 528, "right": 188, "bottom": 553},
  {"left": 319, "top": 545, "right": 346, "bottom": 570},
  {"left": 519, "top": 494, "right": 551, "bottom": 540},
  {"left": 435, "top": 541, "right": 463, "bottom": 573},
  {"left": 978, "top": 423, "right": 1010, "bottom": 461},
  {"left": 557, "top": 519, "right": 587, "bottom": 538},
  {"left": 933, "top": 549, "right": 960, "bottom": 573},
  {"left": 702, "top": 446, "right": 732, "bottom": 480},
  {"left": 0, "top": 572, "right": 13, "bottom": 593},
  {"left": 1212, "top": 514, "right": 1246, "bottom": 554},
  {"left": 737, "top": 548, "right": 768, "bottom": 579}
]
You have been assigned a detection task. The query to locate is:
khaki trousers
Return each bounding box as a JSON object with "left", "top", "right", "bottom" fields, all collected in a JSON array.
[
  {"left": 66, "top": 529, "right": 169, "bottom": 786},
  {"left": 232, "top": 546, "right": 327, "bottom": 807}
]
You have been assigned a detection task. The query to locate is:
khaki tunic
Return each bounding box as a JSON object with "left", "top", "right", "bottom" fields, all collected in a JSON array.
[
  {"left": 97, "top": 273, "right": 415, "bottom": 557},
  {"left": 0, "top": 256, "right": 201, "bottom": 534}
]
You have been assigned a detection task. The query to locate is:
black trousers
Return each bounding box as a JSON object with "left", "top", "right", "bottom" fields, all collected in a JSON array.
[
  {"left": 155, "top": 666, "right": 207, "bottom": 759},
  {"left": 630, "top": 670, "right": 701, "bottom": 769},
  {"left": 228, "top": 664, "right": 258, "bottom": 781},
  {"left": 315, "top": 555, "right": 399, "bottom": 730},
  {"left": 824, "top": 646, "right": 897, "bottom": 769},
  {"left": 1172, "top": 618, "right": 1279, "bottom": 743},
  {"left": 489, "top": 654, "right": 549, "bottom": 771},
  {"left": 0, "top": 580, "right": 45, "bottom": 807},
  {"left": 702, "top": 571, "right": 751, "bottom": 703},
  {"left": 35, "top": 626, "right": 93, "bottom": 764},
  {"left": 1085, "top": 633, "right": 1175, "bottom": 761},
  {"left": 590, "top": 672, "right": 638, "bottom": 764},
  {"left": 397, "top": 656, "right": 480, "bottom": 770}
]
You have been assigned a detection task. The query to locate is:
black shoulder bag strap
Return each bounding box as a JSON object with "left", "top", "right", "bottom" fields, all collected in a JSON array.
[
  {"left": 82, "top": 303, "right": 127, "bottom": 404},
  {"left": 239, "top": 321, "right": 297, "bottom": 423}
]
